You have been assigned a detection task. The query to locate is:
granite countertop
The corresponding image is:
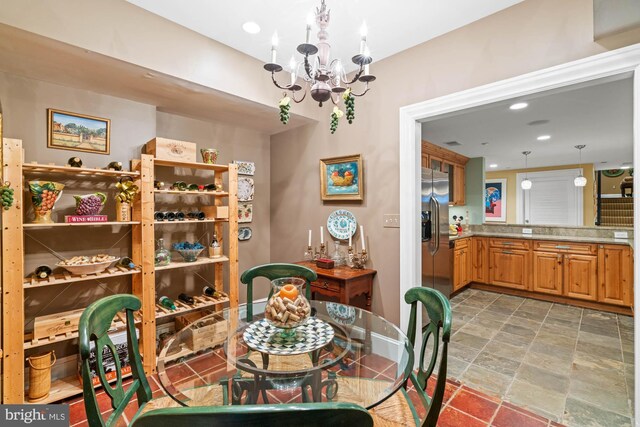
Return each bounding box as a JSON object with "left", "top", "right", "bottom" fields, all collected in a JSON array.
[{"left": 449, "top": 231, "right": 633, "bottom": 247}]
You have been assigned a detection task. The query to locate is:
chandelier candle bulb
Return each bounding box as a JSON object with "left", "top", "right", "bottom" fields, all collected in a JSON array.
[
  {"left": 271, "top": 32, "right": 279, "bottom": 63},
  {"left": 360, "top": 21, "right": 368, "bottom": 54},
  {"left": 306, "top": 13, "right": 314, "bottom": 43}
]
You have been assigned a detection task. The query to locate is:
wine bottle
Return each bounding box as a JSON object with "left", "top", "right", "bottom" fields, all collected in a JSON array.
[
  {"left": 209, "top": 232, "right": 222, "bottom": 258},
  {"left": 67, "top": 157, "right": 83, "bottom": 168},
  {"left": 158, "top": 296, "right": 176, "bottom": 311},
  {"left": 175, "top": 211, "right": 185, "bottom": 221},
  {"left": 178, "top": 293, "right": 194, "bottom": 305},
  {"left": 34, "top": 265, "right": 52, "bottom": 279},
  {"left": 166, "top": 212, "right": 176, "bottom": 222},
  {"left": 154, "top": 211, "right": 166, "bottom": 221},
  {"left": 119, "top": 257, "right": 135, "bottom": 269},
  {"left": 107, "top": 161, "right": 123, "bottom": 171},
  {"left": 203, "top": 286, "right": 222, "bottom": 298},
  {"left": 188, "top": 211, "right": 205, "bottom": 220}
]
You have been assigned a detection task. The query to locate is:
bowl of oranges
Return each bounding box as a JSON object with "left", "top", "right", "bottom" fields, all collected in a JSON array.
[{"left": 265, "top": 277, "right": 311, "bottom": 332}]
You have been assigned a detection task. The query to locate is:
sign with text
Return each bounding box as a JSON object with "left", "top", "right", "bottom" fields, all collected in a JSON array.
[{"left": 0, "top": 405, "right": 69, "bottom": 426}]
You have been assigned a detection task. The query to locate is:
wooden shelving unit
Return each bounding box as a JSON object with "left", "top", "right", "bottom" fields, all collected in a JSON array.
[{"left": 1, "top": 139, "right": 239, "bottom": 404}]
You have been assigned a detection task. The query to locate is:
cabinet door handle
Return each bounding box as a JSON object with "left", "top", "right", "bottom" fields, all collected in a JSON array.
[
  {"left": 502, "top": 250, "right": 514, "bottom": 254},
  {"left": 322, "top": 282, "right": 329, "bottom": 289},
  {"left": 555, "top": 245, "right": 571, "bottom": 250},
  {"left": 502, "top": 242, "right": 514, "bottom": 246}
]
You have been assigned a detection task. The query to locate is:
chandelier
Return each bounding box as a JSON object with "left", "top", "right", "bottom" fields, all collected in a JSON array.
[{"left": 264, "top": 0, "right": 376, "bottom": 120}]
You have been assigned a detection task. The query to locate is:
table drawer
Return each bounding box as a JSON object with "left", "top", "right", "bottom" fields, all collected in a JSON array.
[
  {"left": 533, "top": 241, "right": 597, "bottom": 255},
  {"left": 454, "top": 238, "right": 469, "bottom": 250},
  {"left": 312, "top": 278, "right": 341, "bottom": 293},
  {"left": 489, "top": 238, "right": 530, "bottom": 250}
]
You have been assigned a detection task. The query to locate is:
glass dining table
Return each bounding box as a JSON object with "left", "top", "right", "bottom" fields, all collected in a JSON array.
[{"left": 157, "top": 300, "right": 413, "bottom": 410}]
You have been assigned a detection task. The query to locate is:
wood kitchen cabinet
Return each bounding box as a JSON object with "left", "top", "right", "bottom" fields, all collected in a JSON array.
[
  {"left": 564, "top": 254, "right": 598, "bottom": 301},
  {"left": 453, "top": 238, "right": 471, "bottom": 291},
  {"left": 532, "top": 251, "right": 563, "bottom": 295},
  {"left": 489, "top": 247, "right": 529, "bottom": 290},
  {"left": 598, "top": 245, "right": 633, "bottom": 306},
  {"left": 471, "top": 237, "right": 489, "bottom": 283},
  {"left": 421, "top": 140, "right": 469, "bottom": 206}
]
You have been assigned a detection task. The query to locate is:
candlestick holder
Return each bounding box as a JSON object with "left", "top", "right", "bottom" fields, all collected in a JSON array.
[
  {"left": 347, "top": 246, "right": 355, "bottom": 267},
  {"left": 350, "top": 248, "right": 368, "bottom": 269},
  {"left": 304, "top": 245, "right": 314, "bottom": 261},
  {"left": 318, "top": 242, "right": 328, "bottom": 259}
]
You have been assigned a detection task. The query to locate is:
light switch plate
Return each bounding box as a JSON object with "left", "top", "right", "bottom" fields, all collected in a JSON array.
[
  {"left": 614, "top": 231, "right": 629, "bottom": 239},
  {"left": 383, "top": 214, "right": 400, "bottom": 228},
  {"left": 522, "top": 228, "right": 533, "bottom": 235}
]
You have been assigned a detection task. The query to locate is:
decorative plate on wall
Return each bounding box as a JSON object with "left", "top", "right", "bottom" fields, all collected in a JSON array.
[
  {"left": 234, "top": 160, "right": 255, "bottom": 176},
  {"left": 602, "top": 169, "right": 625, "bottom": 178},
  {"left": 238, "top": 203, "right": 253, "bottom": 223},
  {"left": 327, "top": 209, "right": 357, "bottom": 240},
  {"left": 238, "top": 177, "right": 254, "bottom": 202},
  {"left": 238, "top": 227, "right": 252, "bottom": 241}
]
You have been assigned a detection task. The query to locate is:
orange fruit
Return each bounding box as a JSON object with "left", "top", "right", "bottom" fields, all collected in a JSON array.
[{"left": 279, "top": 284, "right": 298, "bottom": 300}]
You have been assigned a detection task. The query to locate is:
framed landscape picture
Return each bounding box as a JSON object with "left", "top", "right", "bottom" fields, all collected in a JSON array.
[
  {"left": 485, "top": 179, "right": 506, "bottom": 222},
  {"left": 47, "top": 109, "right": 111, "bottom": 155},
  {"left": 320, "top": 154, "right": 363, "bottom": 201}
]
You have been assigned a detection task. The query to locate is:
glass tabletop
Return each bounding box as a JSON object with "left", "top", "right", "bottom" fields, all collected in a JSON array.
[{"left": 157, "top": 300, "right": 413, "bottom": 410}]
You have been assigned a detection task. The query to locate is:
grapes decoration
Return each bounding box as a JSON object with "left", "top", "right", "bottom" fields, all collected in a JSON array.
[
  {"left": 74, "top": 193, "right": 106, "bottom": 215},
  {"left": 279, "top": 96, "right": 291, "bottom": 125},
  {"left": 0, "top": 182, "right": 14, "bottom": 210},
  {"left": 330, "top": 106, "right": 344, "bottom": 134},
  {"left": 343, "top": 89, "right": 355, "bottom": 124}
]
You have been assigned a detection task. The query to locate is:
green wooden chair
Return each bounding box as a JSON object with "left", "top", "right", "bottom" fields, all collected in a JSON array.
[
  {"left": 368, "top": 287, "right": 452, "bottom": 426},
  {"left": 240, "top": 263, "right": 317, "bottom": 321},
  {"left": 131, "top": 402, "right": 373, "bottom": 427},
  {"left": 79, "top": 294, "right": 152, "bottom": 427}
]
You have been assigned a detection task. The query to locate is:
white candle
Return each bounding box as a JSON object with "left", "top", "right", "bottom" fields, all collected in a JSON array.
[
  {"left": 359, "top": 21, "right": 367, "bottom": 54},
  {"left": 364, "top": 63, "right": 370, "bottom": 76},
  {"left": 289, "top": 56, "right": 296, "bottom": 85},
  {"left": 306, "top": 13, "right": 314, "bottom": 44},
  {"left": 320, "top": 226, "right": 324, "bottom": 244},
  {"left": 360, "top": 225, "right": 365, "bottom": 250},
  {"left": 271, "top": 32, "right": 279, "bottom": 63},
  {"left": 349, "top": 234, "right": 352, "bottom": 247},
  {"left": 308, "top": 229, "right": 312, "bottom": 247}
]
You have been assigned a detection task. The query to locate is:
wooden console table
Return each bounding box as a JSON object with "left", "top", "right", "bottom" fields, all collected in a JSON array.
[{"left": 296, "top": 261, "right": 377, "bottom": 309}]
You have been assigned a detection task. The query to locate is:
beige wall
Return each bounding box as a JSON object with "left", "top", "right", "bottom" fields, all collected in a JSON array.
[
  {"left": 270, "top": 0, "right": 640, "bottom": 325},
  {"left": 486, "top": 164, "right": 596, "bottom": 225},
  {"left": 601, "top": 171, "right": 634, "bottom": 194}
]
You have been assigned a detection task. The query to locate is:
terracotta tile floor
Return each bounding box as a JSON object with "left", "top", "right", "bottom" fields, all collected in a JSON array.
[{"left": 63, "top": 363, "right": 564, "bottom": 426}]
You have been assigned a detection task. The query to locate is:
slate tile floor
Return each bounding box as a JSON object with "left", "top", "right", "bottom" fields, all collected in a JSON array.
[{"left": 446, "top": 288, "right": 635, "bottom": 426}]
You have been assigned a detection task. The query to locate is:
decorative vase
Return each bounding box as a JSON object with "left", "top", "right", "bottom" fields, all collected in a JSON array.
[
  {"left": 265, "top": 277, "right": 311, "bottom": 338},
  {"left": 28, "top": 181, "right": 64, "bottom": 224},
  {"left": 200, "top": 148, "right": 218, "bottom": 164},
  {"left": 116, "top": 200, "right": 130, "bottom": 222},
  {"left": 155, "top": 238, "right": 171, "bottom": 266},
  {"left": 26, "top": 350, "right": 56, "bottom": 402},
  {"left": 74, "top": 192, "right": 107, "bottom": 215}
]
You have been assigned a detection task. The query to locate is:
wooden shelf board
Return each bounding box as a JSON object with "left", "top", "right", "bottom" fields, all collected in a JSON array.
[
  {"left": 24, "top": 266, "right": 140, "bottom": 289},
  {"left": 155, "top": 256, "right": 229, "bottom": 271},
  {"left": 23, "top": 162, "right": 140, "bottom": 178},
  {"left": 154, "top": 159, "right": 229, "bottom": 172},
  {"left": 24, "top": 221, "right": 140, "bottom": 228},
  {"left": 24, "top": 317, "right": 131, "bottom": 350},
  {"left": 154, "top": 219, "right": 227, "bottom": 225},
  {"left": 154, "top": 189, "right": 229, "bottom": 197},
  {"left": 26, "top": 372, "right": 132, "bottom": 404},
  {"left": 154, "top": 294, "right": 229, "bottom": 321}
]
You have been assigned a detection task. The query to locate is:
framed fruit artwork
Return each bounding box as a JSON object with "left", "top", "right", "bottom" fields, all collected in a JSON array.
[
  {"left": 319, "top": 154, "right": 363, "bottom": 201},
  {"left": 238, "top": 203, "right": 253, "bottom": 223}
]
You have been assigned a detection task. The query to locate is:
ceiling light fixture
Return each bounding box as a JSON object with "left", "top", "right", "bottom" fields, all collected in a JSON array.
[
  {"left": 510, "top": 102, "right": 528, "bottom": 110},
  {"left": 489, "top": 164, "right": 498, "bottom": 168},
  {"left": 521, "top": 151, "right": 532, "bottom": 190},
  {"left": 574, "top": 145, "right": 587, "bottom": 187},
  {"left": 264, "top": 0, "right": 375, "bottom": 110},
  {"left": 537, "top": 135, "right": 551, "bottom": 141},
  {"left": 242, "top": 21, "right": 261, "bottom": 34}
]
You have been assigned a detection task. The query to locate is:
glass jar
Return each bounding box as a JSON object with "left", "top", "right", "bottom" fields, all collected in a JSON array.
[
  {"left": 155, "top": 238, "right": 171, "bottom": 266},
  {"left": 331, "top": 240, "right": 345, "bottom": 266},
  {"left": 265, "top": 277, "right": 311, "bottom": 337}
]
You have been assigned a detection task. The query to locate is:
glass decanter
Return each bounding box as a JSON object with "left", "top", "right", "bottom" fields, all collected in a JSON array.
[
  {"left": 331, "top": 240, "right": 345, "bottom": 266},
  {"left": 155, "top": 238, "right": 171, "bottom": 266}
]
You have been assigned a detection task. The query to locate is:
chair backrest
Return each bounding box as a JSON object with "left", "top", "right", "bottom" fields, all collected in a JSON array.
[
  {"left": 131, "top": 402, "right": 373, "bottom": 427},
  {"left": 79, "top": 294, "right": 152, "bottom": 427},
  {"left": 404, "top": 287, "right": 452, "bottom": 427},
  {"left": 240, "top": 263, "right": 317, "bottom": 320}
]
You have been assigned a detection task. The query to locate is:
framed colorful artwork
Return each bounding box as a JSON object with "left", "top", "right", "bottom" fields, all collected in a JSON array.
[
  {"left": 320, "top": 154, "right": 363, "bottom": 201},
  {"left": 234, "top": 160, "right": 255, "bottom": 176},
  {"left": 47, "top": 109, "right": 110, "bottom": 154},
  {"left": 485, "top": 179, "right": 506, "bottom": 222},
  {"left": 238, "top": 203, "right": 253, "bottom": 223}
]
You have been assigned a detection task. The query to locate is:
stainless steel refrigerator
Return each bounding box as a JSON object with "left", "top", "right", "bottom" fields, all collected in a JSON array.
[{"left": 421, "top": 167, "right": 452, "bottom": 298}]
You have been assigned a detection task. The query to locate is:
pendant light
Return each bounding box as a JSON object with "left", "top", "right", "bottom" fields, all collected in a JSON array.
[
  {"left": 521, "top": 151, "right": 532, "bottom": 190},
  {"left": 574, "top": 145, "right": 587, "bottom": 187}
]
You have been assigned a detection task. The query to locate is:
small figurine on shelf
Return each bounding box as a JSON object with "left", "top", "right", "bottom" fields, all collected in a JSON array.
[
  {"left": 106, "top": 161, "right": 123, "bottom": 171},
  {"left": 67, "top": 157, "right": 82, "bottom": 168},
  {"left": 452, "top": 215, "right": 463, "bottom": 235},
  {"left": 115, "top": 177, "right": 138, "bottom": 222}
]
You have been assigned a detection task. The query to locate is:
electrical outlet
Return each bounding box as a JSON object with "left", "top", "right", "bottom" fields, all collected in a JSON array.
[
  {"left": 522, "top": 228, "right": 533, "bottom": 235},
  {"left": 383, "top": 214, "right": 400, "bottom": 228},
  {"left": 614, "top": 231, "right": 629, "bottom": 239}
]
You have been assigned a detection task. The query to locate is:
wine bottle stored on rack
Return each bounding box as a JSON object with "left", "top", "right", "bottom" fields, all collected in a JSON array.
[
  {"left": 107, "top": 161, "right": 123, "bottom": 171},
  {"left": 178, "top": 293, "right": 194, "bottom": 305},
  {"left": 203, "top": 286, "right": 222, "bottom": 298},
  {"left": 119, "top": 257, "right": 136, "bottom": 269},
  {"left": 209, "top": 232, "right": 222, "bottom": 258},
  {"left": 158, "top": 296, "right": 176, "bottom": 311},
  {"left": 33, "top": 265, "right": 52, "bottom": 279}
]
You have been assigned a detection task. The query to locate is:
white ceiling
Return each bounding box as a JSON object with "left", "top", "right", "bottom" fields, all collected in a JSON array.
[
  {"left": 421, "top": 76, "right": 633, "bottom": 171},
  {"left": 127, "top": 0, "right": 524, "bottom": 72}
]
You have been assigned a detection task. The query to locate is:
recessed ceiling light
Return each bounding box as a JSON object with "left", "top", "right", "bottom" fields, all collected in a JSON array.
[
  {"left": 489, "top": 164, "right": 498, "bottom": 168},
  {"left": 242, "top": 21, "right": 261, "bottom": 34},
  {"left": 509, "top": 102, "right": 528, "bottom": 110},
  {"left": 537, "top": 135, "right": 551, "bottom": 141}
]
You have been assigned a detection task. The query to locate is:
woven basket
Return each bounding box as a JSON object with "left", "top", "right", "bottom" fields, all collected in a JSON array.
[{"left": 26, "top": 351, "right": 56, "bottom": 402}]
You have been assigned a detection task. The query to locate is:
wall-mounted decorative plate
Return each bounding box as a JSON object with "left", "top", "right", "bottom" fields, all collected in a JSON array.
[
  {"left": 327, "top": 209, "right": 357, "bottom": 240},
  {"left": 234, "top": 160, "right": 255, "bottom": 176},
  {"left": 238, "top": 203, "right": 253, "bottom": 223},
  {"left": 602, "top": 169, "right": 625, "bottom": 178},
  {"left": 238, "top": 177, "right": 254, "bottom": 202},
  {"left": 238, "top": 227, "right": 252, "bottom": 241}
]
